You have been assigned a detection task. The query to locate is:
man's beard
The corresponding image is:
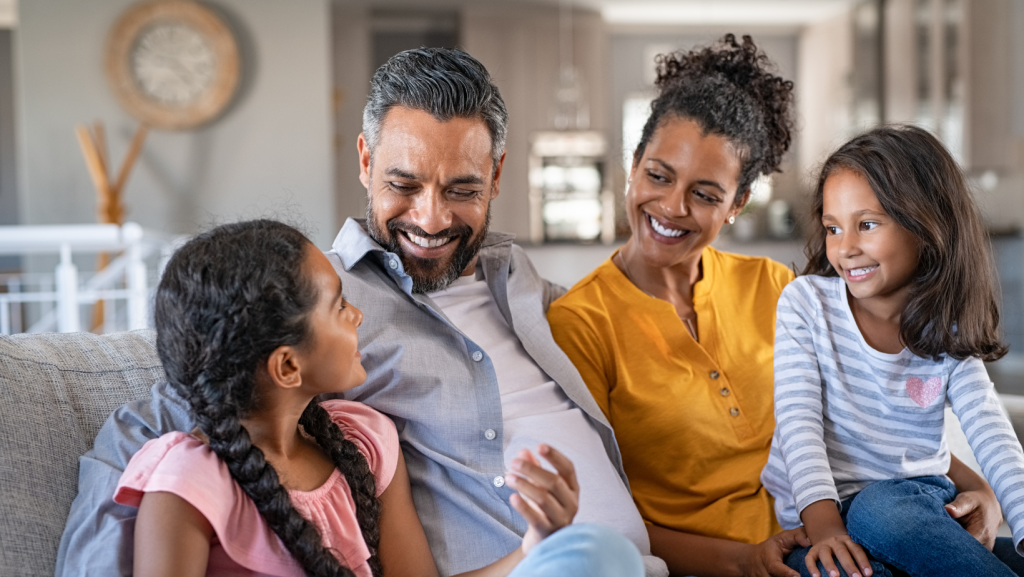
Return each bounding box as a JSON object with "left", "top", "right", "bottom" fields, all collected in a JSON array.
[{"left": 366, "top": 201, "right": 491, "bottom": 293}]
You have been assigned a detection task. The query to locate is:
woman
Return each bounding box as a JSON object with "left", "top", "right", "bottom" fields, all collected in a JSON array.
[{"left": 547, "top": 34, "right": 1002, "bottom": 577}]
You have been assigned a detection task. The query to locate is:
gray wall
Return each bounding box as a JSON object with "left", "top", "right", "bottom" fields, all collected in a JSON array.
[{"left": 16, "top": 0, "right": 337, "bottom": 248}]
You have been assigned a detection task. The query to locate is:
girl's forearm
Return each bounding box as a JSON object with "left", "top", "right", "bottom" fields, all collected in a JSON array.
[{"left": 799, "top": 500, "right": 847, "bottom": 543}]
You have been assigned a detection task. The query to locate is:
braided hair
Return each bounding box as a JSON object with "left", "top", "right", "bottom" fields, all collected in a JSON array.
[
  {"left": 634, "top": 33, "right": 795, "bottom": 202},
  {"left": 154, "top": 219, "right": 382, "bottom": 576}
]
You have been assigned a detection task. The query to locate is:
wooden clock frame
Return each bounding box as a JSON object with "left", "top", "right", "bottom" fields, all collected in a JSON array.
[{"left": 105, "top": 0, "right": 240, "bottom": 130}]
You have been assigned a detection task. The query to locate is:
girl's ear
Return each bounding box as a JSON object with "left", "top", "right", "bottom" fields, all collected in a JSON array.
[{"left": 264, "top": 345, "right": 303, "bottom": 390}]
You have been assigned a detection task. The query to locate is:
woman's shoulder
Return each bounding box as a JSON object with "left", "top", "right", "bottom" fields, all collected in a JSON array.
[
  {"left": 704, "top": 245, "right": 795, "bottom": 288},
  {"left": 549, "top": 257, "right": 624, "bottom": 317},
  {"left": 317, "top": 400, "right": 399, "bottom": 495}
]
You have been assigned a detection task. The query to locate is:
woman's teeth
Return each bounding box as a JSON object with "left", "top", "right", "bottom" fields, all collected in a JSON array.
[
  {"left": 848, "top": 265, "right": 877, "bottom": 277},
  {"left": 406, "top": 232, "right": 452, "bottom": 248},
  {"left": 648, "top": 214, "right": 685, "bottom": 238}
]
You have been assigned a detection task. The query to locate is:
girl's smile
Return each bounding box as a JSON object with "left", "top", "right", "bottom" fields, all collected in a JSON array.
[{"left": 822, "top": 168, "right": 921, "bottom": 316}]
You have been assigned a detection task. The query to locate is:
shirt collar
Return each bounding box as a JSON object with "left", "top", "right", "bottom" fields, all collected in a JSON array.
[{"left": 329, "top": 217, "right": 517, "bottom": 271}]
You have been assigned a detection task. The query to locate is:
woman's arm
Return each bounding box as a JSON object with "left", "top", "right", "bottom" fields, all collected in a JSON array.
[
  {"left": 133, "top": 491, "right": 214, "bottom": 577},
  {"left": 648, "top": 523, "right": 809, "bottom": 577},
  {"left": 378, "top": 446, "right": 579, "bottom": 577}
]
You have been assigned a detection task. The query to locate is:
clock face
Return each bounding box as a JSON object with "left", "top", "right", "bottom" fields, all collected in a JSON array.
[
  {"left": 106, "top": 1, "right": 240, "bottom": 130},
  {"left": 132, "top": 23, "right": 216, "bottom": 107}
]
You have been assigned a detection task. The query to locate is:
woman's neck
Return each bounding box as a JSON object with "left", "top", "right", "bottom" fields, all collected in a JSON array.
[{"left": 618, "top": 240, "right": 703, "bottom": 300}]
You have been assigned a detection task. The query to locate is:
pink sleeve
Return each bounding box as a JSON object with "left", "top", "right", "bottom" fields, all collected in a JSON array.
[
  {"left": 113, "top": 432, "right": 304, "bottom": 577},
  {"left": 319, "top": 400, "right": 400, "bottom": 496}
]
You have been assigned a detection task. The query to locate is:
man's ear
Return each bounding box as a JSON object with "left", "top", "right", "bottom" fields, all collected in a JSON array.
[
  {"left": 490, "top": 151, "right": 506, "bottom": 200},
  {"left": 264, "top": 345, "right": 303, "bottom": 391},
  {"left": 357, "top": 133, "right": 372, "bottom": 190}
]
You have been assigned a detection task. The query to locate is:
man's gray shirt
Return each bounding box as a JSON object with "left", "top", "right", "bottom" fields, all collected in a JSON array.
[{"left": 55, "top": 219, "right": 632, "bottom": 576}]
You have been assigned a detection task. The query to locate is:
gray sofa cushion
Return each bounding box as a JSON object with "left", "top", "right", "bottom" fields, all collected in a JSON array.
[{"left": 0, "top": 330, "right": 162, "bottom": 577}]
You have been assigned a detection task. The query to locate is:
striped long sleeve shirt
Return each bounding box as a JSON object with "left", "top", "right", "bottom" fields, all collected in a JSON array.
[{"left": 760, "top": 275, "right": 1024, "bottom": 552}]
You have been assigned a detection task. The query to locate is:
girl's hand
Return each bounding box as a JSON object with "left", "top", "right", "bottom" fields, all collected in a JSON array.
[
  {"left": 505, "top": 444, "right": 579, "bottom": 554},
  {"left": 738, "top": 527, "right": 810, "bottom": 577},
  {"left": 804, "top": 532, "right": 872, "bottom": 577}
]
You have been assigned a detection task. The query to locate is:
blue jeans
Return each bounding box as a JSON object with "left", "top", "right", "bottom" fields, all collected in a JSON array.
[
  {"left": 785, "top": 476, "right": 1024, "bottom": 577},
  {"left": 507, "top": 523, "right": 644, "bottom": 577}
]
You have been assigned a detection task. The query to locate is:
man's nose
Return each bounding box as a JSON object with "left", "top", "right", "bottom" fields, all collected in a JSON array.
[{"left": 409, "top": 189, "right": 453, "bottom": 235}]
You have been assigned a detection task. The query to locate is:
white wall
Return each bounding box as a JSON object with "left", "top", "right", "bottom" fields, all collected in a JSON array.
[
  {"left": 462, "top": 4, "right": 609, "bottom": 241},
  {"left": 16, "top": 0, "right": 337, "bottom": 248}
]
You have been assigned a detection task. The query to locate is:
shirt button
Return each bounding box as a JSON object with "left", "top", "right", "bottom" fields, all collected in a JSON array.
[
  {"left": 493, "top": 475, "right": 505, "bottom": 488},
  {"left": 730, "top": 407, "right": 740, "bottom": 417},
  {"left": 389, "top": 259, "right": 399, "bottom": 270},
  {"left": 710, "top": 370, "right": 720, "bottom": 380},
  {"left": 720, "top": 388, "right": 731, "bottom": 396},
  {"left": 472, "top": 350, "right": 484, "bottom": 362},
  {"left": 484, "top": 428, "right": 497, "bottom": 440}
]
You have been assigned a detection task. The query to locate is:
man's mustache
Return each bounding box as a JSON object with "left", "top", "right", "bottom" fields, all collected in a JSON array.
[{"left": 387, "top": 221, "right": 472, "bottom": 240}]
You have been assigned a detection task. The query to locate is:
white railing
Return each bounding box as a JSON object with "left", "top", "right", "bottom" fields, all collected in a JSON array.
[{"left": 0, "top": 223, "right": 180, "bottom": 334}]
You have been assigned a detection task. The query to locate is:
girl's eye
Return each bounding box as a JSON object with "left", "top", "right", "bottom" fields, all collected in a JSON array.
[
  {"left": 339, "top": 297, "right": 348, "bottom": 311},
  {"left": 824, "top": 225, "right": 840, "bottom": 235},
  {"left": 860, "top": 221, "right": 879, "bottom": 231}
]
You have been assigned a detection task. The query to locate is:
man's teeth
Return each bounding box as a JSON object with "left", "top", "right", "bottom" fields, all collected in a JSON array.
[
  {"left": 649, "top": 214, "right": 685, "bottom": 238},
  {"left": 406, "top": 232, "right": 452, "bottom": 249},
  {"left": 848, "top": 265, "right": 878, "bottom": 277}
]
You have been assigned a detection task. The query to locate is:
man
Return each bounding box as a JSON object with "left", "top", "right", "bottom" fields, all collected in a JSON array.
[{"left": 56, "top": 48, "right": 666, "bottom": 577}]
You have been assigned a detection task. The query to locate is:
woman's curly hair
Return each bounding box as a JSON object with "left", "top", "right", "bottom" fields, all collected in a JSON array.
[
  {"left": 154, "top": 219, "right": 382, "bottom": 576},
  {"left": 634, "top": 33, "right": 795, "bottom": 203}
]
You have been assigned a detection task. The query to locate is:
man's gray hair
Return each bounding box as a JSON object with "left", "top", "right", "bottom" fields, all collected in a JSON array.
[{"left": 362, "top": 48, "right": 509, "bottom": 171}]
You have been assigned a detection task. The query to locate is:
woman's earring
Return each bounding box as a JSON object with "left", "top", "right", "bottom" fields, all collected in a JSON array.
[{"left": 728, "top": 215, "right": 736, "bottom": 225}]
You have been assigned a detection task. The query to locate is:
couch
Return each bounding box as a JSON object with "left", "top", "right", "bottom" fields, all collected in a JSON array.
[{"left": 0, "top": 330, "right": 163, "bottom": 577}]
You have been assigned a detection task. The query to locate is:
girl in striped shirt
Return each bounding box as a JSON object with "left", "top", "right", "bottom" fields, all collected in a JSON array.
[{"left": 761, "top": 125, "right": 1024, "bottom": 577}]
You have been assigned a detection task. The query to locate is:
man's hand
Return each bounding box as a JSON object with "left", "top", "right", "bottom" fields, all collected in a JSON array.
[
  {"left": 945, "top": 487, "right": 1001, "bottom": 550},
  {"left": 505, "top": 444, "right": 579, "bottom": 554},
  {"left": 737, "top": 527, "right": 810, "bottom": 577}
]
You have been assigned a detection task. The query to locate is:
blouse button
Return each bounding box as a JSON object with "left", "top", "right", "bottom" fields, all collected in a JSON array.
[
  {"left": 389, "top": 259, "right": 399, "bottom": 270},
  {"left": 493, "top": 475, "right": 505, "bottom": 488},
  {"left": 720, "top": 388, "right": 731, "bottom": 397},
  {"left": 472, "top": 350, "right": 484, "bottom": 362},
  {"left": 730, "top": 407, "right": 740, "bottom": 417},
  {"left": 484, "top": 429, "right": 497, "bottom": 440},
  {"left": 710, "top": 370, "right": 720, "bottom": 380}
]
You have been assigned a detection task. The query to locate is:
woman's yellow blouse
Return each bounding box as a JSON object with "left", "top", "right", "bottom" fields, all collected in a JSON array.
[{"left": 548, "top": 246, "right": 794, "bottom": 545}]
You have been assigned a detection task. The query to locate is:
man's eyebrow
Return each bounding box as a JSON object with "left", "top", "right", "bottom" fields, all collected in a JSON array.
[
  {"left": 446, "top": 175, "right": 485, "bottom": 186},
  {"left": 384, "top": 167, "right": 418, "bottom": 179}
]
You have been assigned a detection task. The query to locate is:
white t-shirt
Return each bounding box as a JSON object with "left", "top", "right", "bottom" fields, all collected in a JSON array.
[{"left": 429, "top": 273, "right": 653, "bottom": 557}]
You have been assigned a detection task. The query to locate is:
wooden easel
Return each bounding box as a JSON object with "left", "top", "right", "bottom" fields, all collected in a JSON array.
[{"left": 75, "top": 121, "right": 148, "bottom": 332}]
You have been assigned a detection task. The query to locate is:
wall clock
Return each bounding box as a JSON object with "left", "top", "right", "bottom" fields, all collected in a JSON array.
[{"left": 105, "top": 0, "right": 240, "bottom": 130}]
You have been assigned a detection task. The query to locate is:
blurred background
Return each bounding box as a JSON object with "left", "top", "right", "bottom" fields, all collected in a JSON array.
[{"left": 0, "top": 0, "right": 1022, "bottom": 385}]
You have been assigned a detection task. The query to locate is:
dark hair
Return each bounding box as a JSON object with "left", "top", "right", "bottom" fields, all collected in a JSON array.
[
  {"left": 635, "top": 34, "right": 795, "bottom": 202},
  {"left": 363, "top": 47, "right": 508, "bottom": 172},
  {"left": 154, "top": 219, "right": 382, "bottom": 576},
  {"left": 803, "top": 125, "right": 1007, "bottom": 362}
]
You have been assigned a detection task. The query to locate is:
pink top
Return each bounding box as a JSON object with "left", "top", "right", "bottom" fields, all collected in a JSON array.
[{"left": 114, "top": 400, "right": 399, "bottom": 577}]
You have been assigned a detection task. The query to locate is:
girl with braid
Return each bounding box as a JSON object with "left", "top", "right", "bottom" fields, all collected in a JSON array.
[{"left": 113, "top": 219, "right": 579, "bottom": 577}]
